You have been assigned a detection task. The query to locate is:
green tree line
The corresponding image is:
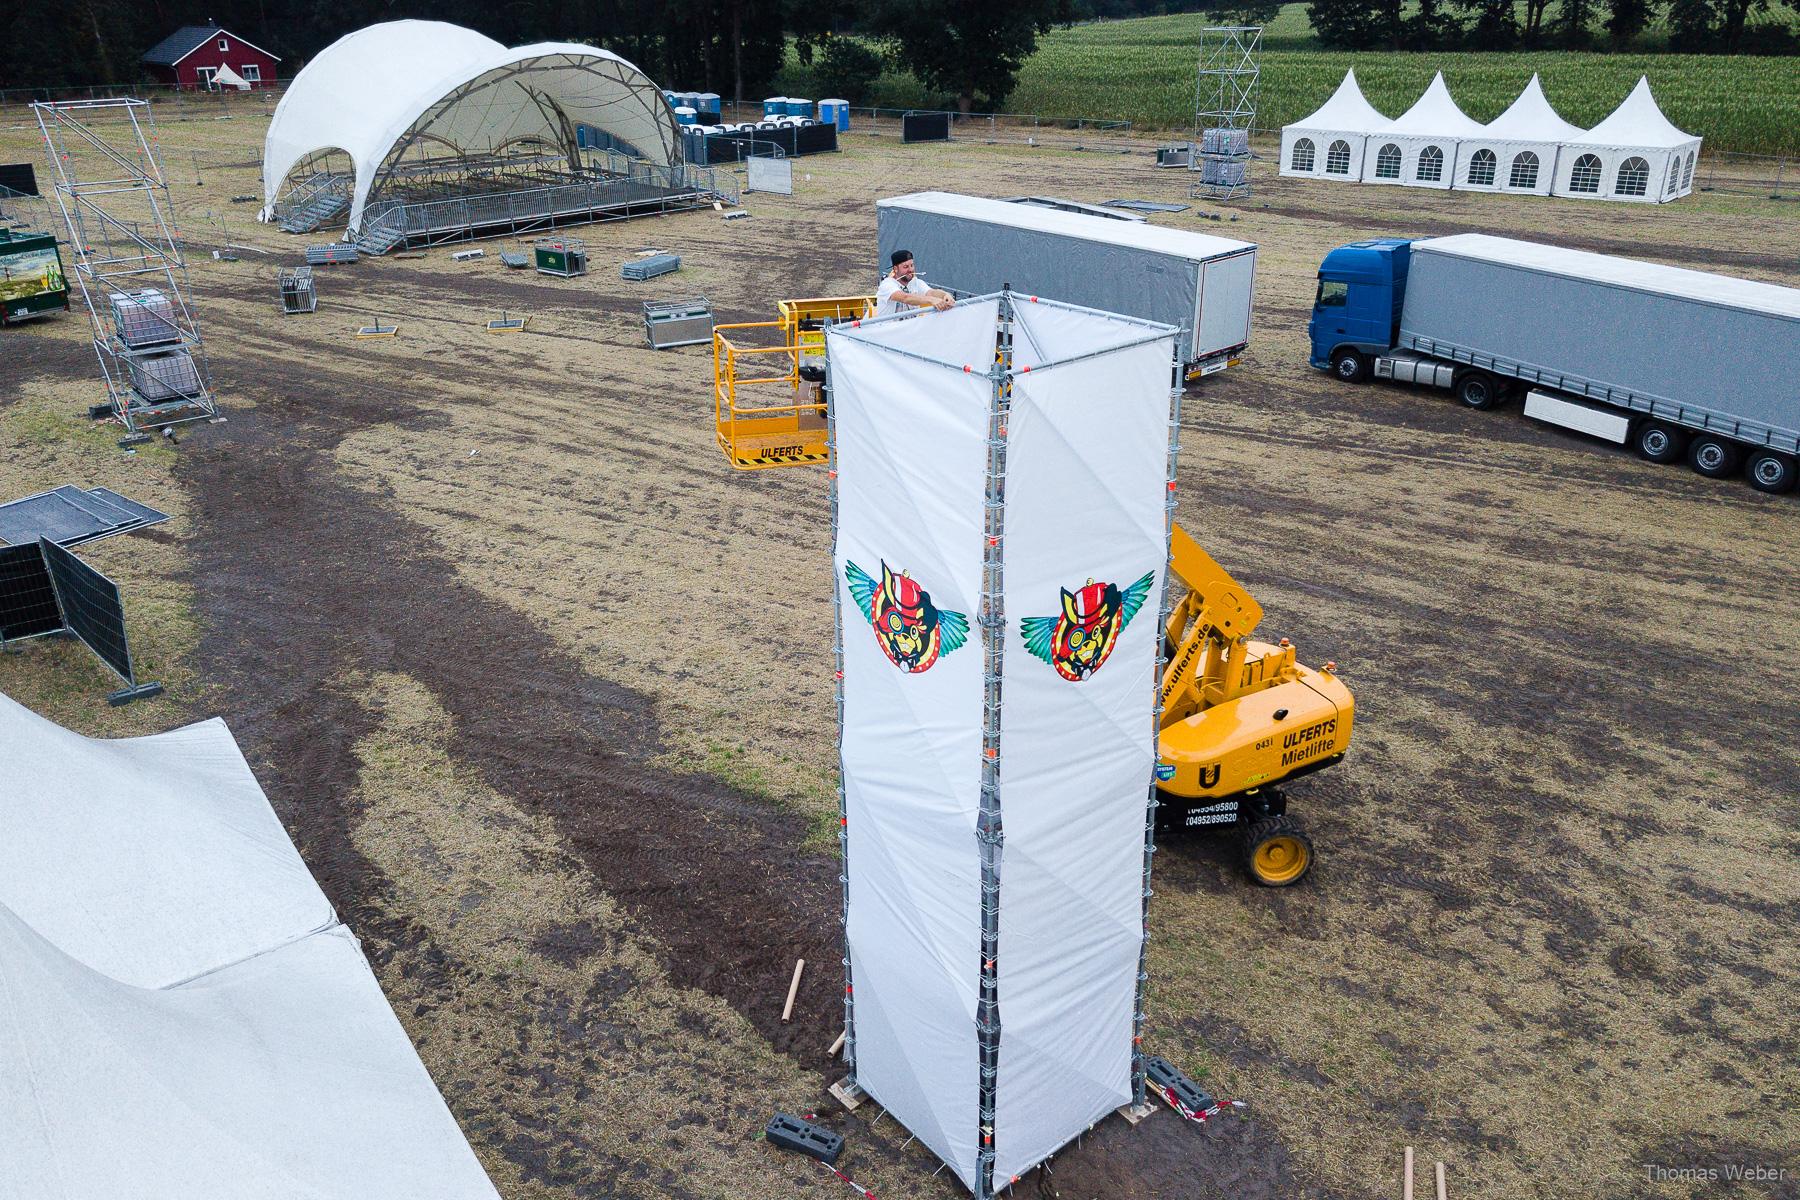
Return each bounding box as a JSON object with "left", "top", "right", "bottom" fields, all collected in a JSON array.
[{"left": 1304, "top": 0, "right": 1797, "bottom": 50}]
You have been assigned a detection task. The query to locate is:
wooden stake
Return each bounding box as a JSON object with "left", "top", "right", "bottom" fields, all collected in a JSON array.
[
  {"left": 1404, "top": 1147, "right": 1414, "bottom": 1200},
  {"left": 1436, "top": 1161, "right": 1446, "bottom": 1200},
  {"left": 828, "top": 1030, "right": 846, "bottom": 1057},
  {"left": 782, "top": 958, "right": 806, "bottom": 1022}
]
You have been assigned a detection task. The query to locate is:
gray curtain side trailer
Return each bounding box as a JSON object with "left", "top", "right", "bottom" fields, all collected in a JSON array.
[
  {"left": 1384, "top": 234, "right": 1799, "bottom": 492},
  {"left": 876, "top": 191, "right": 1257, "bottom": 377}
]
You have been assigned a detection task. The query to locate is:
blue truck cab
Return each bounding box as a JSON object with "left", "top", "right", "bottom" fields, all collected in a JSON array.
[{"left": 1307, "top": 238, "right": 1411, "bottom": 375}]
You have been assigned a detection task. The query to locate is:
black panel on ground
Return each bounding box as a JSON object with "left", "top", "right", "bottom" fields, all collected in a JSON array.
[
  {"left": 0, "top": 486, "right": 167, "bottom": 547},
  {"left": 40, "top": 539, "right": 133, "bottom": 683},
  {"left": 0, "top": 163, "right": 38, "bottom": 197},
  {"left": 0, "top": 544, "right": 63, "bottom": 642},
  {"left": 901, "top": 112, "right": 951, "bottom": 144}
]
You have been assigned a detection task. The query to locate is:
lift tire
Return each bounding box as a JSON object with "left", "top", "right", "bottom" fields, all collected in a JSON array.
[
  {"left": 1744, "top": 449, "right": 1797, "bottom": 494},
  {"left": 1242, "top": 815, "right": 1313, "bottom": 887},
  {"left": 1454, "top": 371, "right": 1504, "bottom": 411},
  {"left": 1633, "top": 421, "right": 1688, "bottom": 464},
  {"left": 1330, "top": 348, "right": 1369, "bottom": 384},
  {"left": 1687, "top": 434, "right": 1743, "bottom": 479}
]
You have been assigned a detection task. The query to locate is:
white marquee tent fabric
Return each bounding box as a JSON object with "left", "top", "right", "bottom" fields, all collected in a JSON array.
[
  {"left": 261, "top": 20, "right": 680, "bottom": 234},
  {"left": 1553, "top": 76, "right": 1702, "bottom": 203},
  {"left": 1366, "top": 71, "right": 1487, "bottom": 190},
  {"left": 1282, "top": 70, "right": 1701, "bottom": 202},
  {"left": 829, "top": 294, "right": 1179, "bottom": 1195},
  {"left": 1279, "top": 68, "right": 1392, "bottom": 182},
  {"left": 1454, "top": 74, "right": 1585, "bottom": 195},
  {"left": 0, "top": 691, "right": 500, "bottom": 1200}
]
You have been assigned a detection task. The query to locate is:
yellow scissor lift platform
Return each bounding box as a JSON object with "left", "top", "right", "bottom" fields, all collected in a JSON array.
[{"left": 713, "top": 296, "right": 872, "bottom": 469}]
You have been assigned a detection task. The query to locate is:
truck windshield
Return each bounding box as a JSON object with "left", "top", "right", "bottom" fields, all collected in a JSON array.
[{"left": 1316, "top": 279, "right": 1348, "bottom": 308}]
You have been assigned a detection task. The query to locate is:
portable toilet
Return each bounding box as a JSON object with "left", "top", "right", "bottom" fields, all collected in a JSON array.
[
  {"left": 785, "top": 96, "right": 812, "bottom": 118},
  {"left": 681, "top": 91, "right": 701, "bottom": 111},
  {"left": 763, "top": 96, "right": 788, "bottom": 117},
  {"left": 696, "top": 92, "right": 722, "bottom": 121},
  {"left": 674, "top": 106, "right": 698, "bottom": 126},
  {"left": 663, "top": 90, "right": 678, "bottom": 108},
  {"left": 819, "top": 98, "right": 850, "bottom": 131}
]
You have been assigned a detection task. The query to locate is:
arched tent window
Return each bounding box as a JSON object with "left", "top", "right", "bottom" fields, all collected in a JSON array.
[
  {"left": 1666, "top": 158, "right": 1680, "bottom": 195},
  {"left": 1325, "top": 140, "right": 1351, "bottom": 175},
  {"left": 1568, "top": 154, "right": 1602, "bottom": 194},
  {"left": 1466, "top": 148, "right": 1497, "bottom": 186},
  {"left": 1290, "top": 138, "right": 1315, "bottom": 172},
  {"left": 1683, "top": 151, "right": 1696, "bottom": 188},
  {"left": 1374, "top": 143, "right": 1401, "bottom": 179},
  {"left": 1508, "top": 152, "right": 1539, "bottom": 189},
  {"left": 1416, "top": 145, "right": 1444, "bottom": 182},
  {"left": 1616, "top": 156, "right": 1650, "bottom": 197}
]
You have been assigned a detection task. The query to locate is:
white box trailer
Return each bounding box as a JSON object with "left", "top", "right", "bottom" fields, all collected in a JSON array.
[{"left": 877, "top": 191, "right": 1257, "bottom": 376}]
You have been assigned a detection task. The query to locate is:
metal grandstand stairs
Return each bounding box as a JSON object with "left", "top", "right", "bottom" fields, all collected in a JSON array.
[{"left": 353, "top": 209, "right": 406, "bottom": 256}]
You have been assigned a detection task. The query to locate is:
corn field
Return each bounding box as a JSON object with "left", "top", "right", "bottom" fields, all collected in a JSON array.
[
  {"left": 778, "top": 12, "right": 1799, "bottom": 157},
  {"left": 1006, "top": 17, "right": 1799, "bottom": 155}
]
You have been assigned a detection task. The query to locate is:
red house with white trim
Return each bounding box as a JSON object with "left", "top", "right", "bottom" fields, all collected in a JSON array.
[{"left": 142, "top": 24, "right": 280, "bottom": 91}]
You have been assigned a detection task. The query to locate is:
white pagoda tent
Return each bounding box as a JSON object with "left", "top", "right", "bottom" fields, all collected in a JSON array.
[
  {"left": 1454, "top": 74, "right": 1585, "bottom": 196},
  {"left": 1279, "top": 69, "right": 1392, "bottom": 182},
  {"left": 1364, "top": 71, "right": 1486, "bottom": 189},
  {"left": 1553, "top": 76, "right": 1702, "bottom": 203}
]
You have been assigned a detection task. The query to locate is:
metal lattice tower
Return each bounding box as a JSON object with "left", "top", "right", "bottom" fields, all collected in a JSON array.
[
  {"left": 1191, "top": 25, "right": 1262, "bottom": 201},
  {"left": 33, "top": 99, "right": 220, "bottom": 444}
]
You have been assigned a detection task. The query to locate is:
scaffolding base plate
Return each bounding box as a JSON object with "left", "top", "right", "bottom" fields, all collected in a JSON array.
[
  {"left": 828, "top": 1076, "right": 867, "bottom": 1112},
  {"left": 1116, "top": 1101, "right": 1159, "bottom": 1126}
]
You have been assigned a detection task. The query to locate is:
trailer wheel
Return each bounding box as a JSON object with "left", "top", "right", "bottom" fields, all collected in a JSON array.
[
  {"left": 1687, "top": 434, "right": 1743, "bottom": 479},
  {"left": 1633, "top": 421, "right": 1687, "bottom": 464},
  {"left": 1744, "top": 449, "right": 1797, "bottom": 494},
  {"left": 1242, "top": 815, "right": 1313, "bottom": 887},
  {"left": 1330, "top": 348, "right": 1369, "bottom": 384},
  {"left": 1454, "top": 371, "right": 1503, "bottom": 411}
]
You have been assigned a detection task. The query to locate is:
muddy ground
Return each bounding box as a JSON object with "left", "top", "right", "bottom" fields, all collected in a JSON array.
[{"left": 2, "top": 97, "right": 1797, "bottom": 1200}]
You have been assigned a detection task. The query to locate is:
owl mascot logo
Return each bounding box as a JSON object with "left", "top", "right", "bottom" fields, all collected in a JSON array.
[
  {"left": 845, "top": 559, "right": 969, "bottom": 674},
  {"left": 1021, "top": 571, "right": 1155, "bottom": 682}
]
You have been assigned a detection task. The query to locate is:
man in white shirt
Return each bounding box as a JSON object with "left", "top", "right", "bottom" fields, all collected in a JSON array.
[{"left": 875, "top": 249, "right": 955, "bottom": 317}]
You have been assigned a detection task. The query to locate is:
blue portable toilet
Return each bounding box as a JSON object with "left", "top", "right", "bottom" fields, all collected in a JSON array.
[
  {"left": 674, "top": 106, "right": 698, "bottom": 126},
  {"left": 785, "top": 96, "right": 812, "bottom": 117},
  {"left": 819, "top": 98, "right": 850, "bottom": 132},
  {"left": 663, "top": 90, "right": 678, "bottom": 108},
  {"left": 696, "top": 92, "right": 722, "bottom": 121},
  {"left": 763, "top": 96, "right": 788, "bottom": 117},
  {"left": 681, "top": 91, "right": 701, "bottom": 111}
]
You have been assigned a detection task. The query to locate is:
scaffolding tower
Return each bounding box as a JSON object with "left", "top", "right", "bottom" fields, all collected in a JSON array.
[
  {"left": 33, "top": 98, "right": 220, "bottom": 445},
  {"left": 1191, "top": 26, "right": 1261, "bottom": 201}
]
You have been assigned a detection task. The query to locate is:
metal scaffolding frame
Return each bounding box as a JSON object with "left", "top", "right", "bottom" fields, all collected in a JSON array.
[
  {"left": 33, "top": 98, "right": 219, "bottom": 442},
  {"left": 1191, "top": 26, "right": 1262, "bottom": 201}
]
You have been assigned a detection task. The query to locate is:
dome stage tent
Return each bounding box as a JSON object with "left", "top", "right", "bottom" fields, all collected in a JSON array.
[
  {"left": 1553, "top": 76, "right": 1702, "bottom": 203},
  {"left": 262, "top": 21, "right": 724, "bottom": 253},
  {"left": 1278, "top": 69, "right": 1392, "bottom": 182},
  {"left": 1280, "top": 71, "right": 1701, "bottom": 204}
]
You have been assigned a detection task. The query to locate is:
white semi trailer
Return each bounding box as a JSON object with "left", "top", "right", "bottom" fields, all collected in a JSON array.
[
  {"left": 877, "top": 191, "right": 1258, "bottom": 379},
  {"left": 1309, "top": 233, "right": 1800, "bottom": 493}
]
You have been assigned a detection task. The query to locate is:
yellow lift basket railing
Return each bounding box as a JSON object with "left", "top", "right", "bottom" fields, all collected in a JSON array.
[{"left": 713, "top": 295, "right": 873, "bottom": 470}]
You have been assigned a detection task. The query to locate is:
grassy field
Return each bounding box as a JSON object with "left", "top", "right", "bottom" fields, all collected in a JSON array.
[
  {"left": 775, "top": 9, "right": 1800, "bottom": 155},
  {"left": 3, "top": 94, "right": 1798, "bottom": 1199}
]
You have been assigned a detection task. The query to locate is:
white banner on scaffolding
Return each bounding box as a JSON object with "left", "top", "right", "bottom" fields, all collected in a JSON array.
[
  {"left": 992, "top": 298, "right": 1176, "bottom": 1182},
  {"left": 830, "top": 294, "right": 1177, "bottom": 1195},
  {"left": 830, "top": 299, "right": 1000, "bottom": 1190}
]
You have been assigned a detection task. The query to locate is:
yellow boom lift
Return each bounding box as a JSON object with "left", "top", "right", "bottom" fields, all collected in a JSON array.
[{"left": 712, "top": 298, "right": 1353, "bottom": 885}]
